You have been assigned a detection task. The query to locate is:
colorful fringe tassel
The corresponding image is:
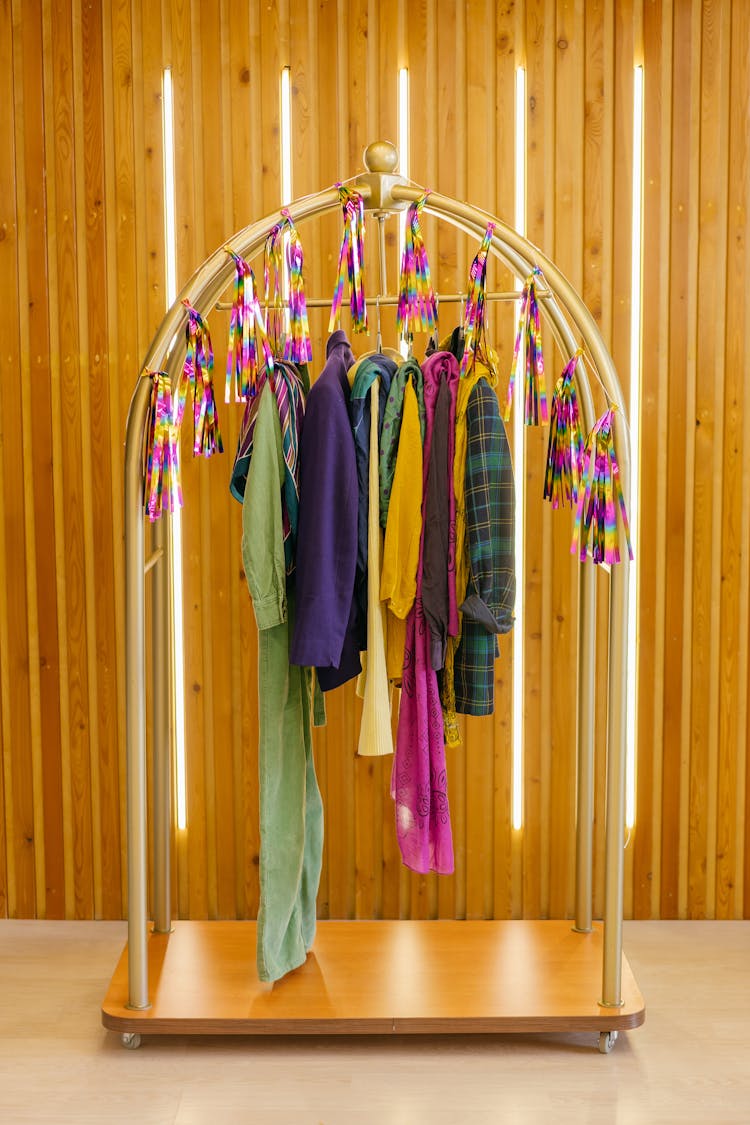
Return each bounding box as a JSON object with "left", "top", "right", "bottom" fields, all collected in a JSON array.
[
  {"left": 505, "top": 268, "right": 548, "bottom": 425},
  {"left": 225, "top": 250, "right": 273, "bottom": 403},
  {"left": 176, "top": 300, "right": 224, "bottom": 458},
  {"left": 329, "top": 184, "right": 367, "bottom": 334},
  {"left": 571, "top": 407, "right": 634, "bottom": 565},
  {"left": 264, "top": 219, "right": 286, "bottom": 355},
  {"left": 396, "top": 194, "right": 438, "bottom": 343},
  {"left": 459, "top": 223, "right": 493, "bottom": 378},
  {"left": 543, "top": 350, "right": 585, "bottom": 509},
  {"left": 143, "top": 370, "right": 182, "bottom": 521},
  {"left": 261, "top": 211, "right": 313, "bottom": 364},
  {"left": 281, "top": 210, "right": 313, "bottom": 364}
]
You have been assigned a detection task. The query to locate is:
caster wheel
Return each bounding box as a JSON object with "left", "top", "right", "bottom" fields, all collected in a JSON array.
[
  {"left": 598, "top": 1030, "right": 618, "bottom": 1054},
  {"left": 121, "top": 1032, "right": 142, "bottom": 1050}
]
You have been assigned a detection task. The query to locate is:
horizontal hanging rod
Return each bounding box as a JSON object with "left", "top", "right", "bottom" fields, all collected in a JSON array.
[{"left": 214, "top": 289, "right": 550, "bottom": 313}]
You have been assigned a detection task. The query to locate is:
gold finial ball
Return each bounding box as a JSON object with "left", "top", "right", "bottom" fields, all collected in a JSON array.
[{"left": 363, "top": 140, "right": 400, "bottom": 174}]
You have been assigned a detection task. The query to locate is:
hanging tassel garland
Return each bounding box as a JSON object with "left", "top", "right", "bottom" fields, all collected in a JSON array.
[
  {"left": 225, "top": 250, "right": 273, "bottom": 403},
  {"left": 143, "top": 370, "right": 182, "bottom": 521},
  {"left": 281, "top": 210, "right": 313, "bottom": 364},
  {"left": 262, "top": 211, "right": 313, "bottom": 363},
  {"left": 177, "top": 301, "right": 223, "bottom": 458},
  {"left": 396, "top": 195, "right": 438, "bottom": 343},
  {"left": 459, "top": 223, "right": 493, "bottom": 378},
  {"left": 505, "top": 268, "right": 548, "bottom": 425},
  {"left": 543, "top": 350, "right": 585, "bottom": 509},
  {"left": 264, "top": 220, "right": 286, "bottom": 355},
  {"left": 571, "top": 407, "right": 634, "bottom": 565},
  {"left": 329, "top": 184, "right": 368, "bottom": 334}
]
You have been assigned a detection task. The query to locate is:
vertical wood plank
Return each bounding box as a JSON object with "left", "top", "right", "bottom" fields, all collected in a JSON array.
[
  {"left": 683, "top": 0, "right": 707, "bottom": 920},
  {"left": 716, "top": 0, "right": 748, "bottom": 919},
  {"left": 590, "top": 0, "right": 614, "bottom": 924},
  {"left": 463, "top": 0, "right": 499, "bottom": 924},
  {"left": 12, "top": 0, "right": 57, "bottom": 921},
  {"left": 80, "top": 0, "right": 123, "bottom": 920},
  {"left": 0, "top": 0, "right": 12, "bottom": 915},
  {"left": 198, "top": 0, "right": 237, "bottom": 921},
  {"left": 611, "top": 0, "right": 636, "bottom": 919},
  {"left": 634, "top": 0, "right": 668, "bottom": 920},
  {"left": 660, "top": 0, "right": 691, "bottom": 919},
  {"left": 11, "top": 8, "right": 47, "bottom": 922},
  {"left": 730, "top": 0, "right": 750, "bottom": 921},
  {"left": 492, "top": 0, "right": 516, "bottom": 923},
  {"left": 50, "top": 0, "right": 96, "bottom": 920},
  {"left": 548, "top": 0, "right": 584, "bottom": 921},
  {"left": 522, "top": 0, "right": 548, "bottom": 921},
  {"left": 168, "top": 0, "right": 209, "bottom": 920}
]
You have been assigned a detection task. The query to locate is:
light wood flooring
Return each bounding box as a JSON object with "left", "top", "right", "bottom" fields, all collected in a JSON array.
[{"left": 0, "top": 919, "right": 747, "bottom": 1124}]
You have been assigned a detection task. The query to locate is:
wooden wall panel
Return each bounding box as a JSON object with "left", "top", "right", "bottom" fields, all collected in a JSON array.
[{"left": 2, "top": 0, "right": 750, "bottom": 925}]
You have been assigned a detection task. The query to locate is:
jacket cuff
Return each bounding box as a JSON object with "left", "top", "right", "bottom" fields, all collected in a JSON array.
[
  {"left": 460, "top": 593, "right": 514, "bottom": 635},
  {"left": 252, "top": 589, "right": 287, "bottom": 631}
]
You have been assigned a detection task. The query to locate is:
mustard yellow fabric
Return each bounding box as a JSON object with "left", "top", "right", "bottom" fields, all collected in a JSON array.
[
  {"left": 442, "top": 360, "right": 493, "bottom": 748},
  {"left": 380, "top": 376, "right": 424, "bottom": 681},
  {"left": 358, "top": 380, "right": 394, "bottom": 756}
]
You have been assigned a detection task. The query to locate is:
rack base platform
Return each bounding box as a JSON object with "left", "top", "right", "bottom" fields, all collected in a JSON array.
[{"left": 101, "top": 919, "right": 645, "bottom": 1039}]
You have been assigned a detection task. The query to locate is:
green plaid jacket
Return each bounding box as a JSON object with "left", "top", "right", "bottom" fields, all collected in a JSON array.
[{"left": 454, "top": 378, "right": 515, "bottom": 715}]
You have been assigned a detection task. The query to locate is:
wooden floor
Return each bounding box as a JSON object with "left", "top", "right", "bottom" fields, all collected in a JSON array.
[{"left": 0, "top": 920, "right": 748, "bottom": 1123}]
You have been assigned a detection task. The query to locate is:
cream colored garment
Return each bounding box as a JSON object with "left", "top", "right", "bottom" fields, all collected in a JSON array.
[{"left": 357, "top": 379, "right": 394, "bottom": 757}]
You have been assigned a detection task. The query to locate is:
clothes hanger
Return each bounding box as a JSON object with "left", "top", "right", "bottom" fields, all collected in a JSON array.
[{"left": 348, "top": 296, "right": 401, "bottom": 384}]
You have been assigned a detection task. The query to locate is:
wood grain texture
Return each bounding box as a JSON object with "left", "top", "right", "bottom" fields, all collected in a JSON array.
[
  {"left": 2, "top": 0, "right": 750, "bottom": 925},
  {"left": 101, "top": 919, "right": 645, "bottom": 1034}
]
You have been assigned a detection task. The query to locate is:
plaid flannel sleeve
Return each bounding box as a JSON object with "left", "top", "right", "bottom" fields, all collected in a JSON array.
[{"left": 460, "top": 379, "right": 515, "bottom": 634}]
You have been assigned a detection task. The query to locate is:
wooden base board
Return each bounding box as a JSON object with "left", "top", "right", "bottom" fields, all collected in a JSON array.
[{"left": 101, "top": 919, "right": 645, "bottom": 1037}]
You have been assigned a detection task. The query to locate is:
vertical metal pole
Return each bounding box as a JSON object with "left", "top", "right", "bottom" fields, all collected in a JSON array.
[
  {"left": 151, "top": 516, "right": 171, "bottom": 933},
  {"left": 124, "top": 375, "right": 152, "bottom": 1009},
  {"left": 377, "top": 213, "right": 388, "bottom": 295},
  {"left": 601, "top": 560, "right": 629, "bottom": 1007},
  {"left": 573, "top": 562, "right": 596, "bottom": 932}
]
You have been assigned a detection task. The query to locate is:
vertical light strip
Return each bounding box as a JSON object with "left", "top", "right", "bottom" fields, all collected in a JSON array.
[
  {"left": 280, "top": 66, "right": 293, "bottom": 205},
  {"left": 162, "top": 68, "right": 187, "bottom": 832},
  {"left": 512, "top": 67, "right": 526, "bottom": 832},
  {"left": 626, "top": 65, "right": 645, "bottom": 830},
  {"left": 398, "top": 67, "right": 409, "bottom": 355},
  {"left": 398, "top": 67, "right": 409, "bottom": 184},
  {"left": 280, "top": 67, "right": 293, "bottom": 335}
]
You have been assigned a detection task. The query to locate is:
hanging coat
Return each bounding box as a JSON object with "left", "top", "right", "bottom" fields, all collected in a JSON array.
[
  {"left": 290, "top": 331, "right": 362, "bottom": 690},
  {"left": 454, "top": 377, "right": 516, "bottom": 715}
]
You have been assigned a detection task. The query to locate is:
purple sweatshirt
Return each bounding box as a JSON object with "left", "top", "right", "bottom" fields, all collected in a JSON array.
[{"left": 289, "top": 331, "right": 362, "bottom": 690}]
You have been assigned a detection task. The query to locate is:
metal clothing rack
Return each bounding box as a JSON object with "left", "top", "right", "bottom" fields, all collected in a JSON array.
[{"left": 102, "top": 141, "right": 644, "bottom": 1053}]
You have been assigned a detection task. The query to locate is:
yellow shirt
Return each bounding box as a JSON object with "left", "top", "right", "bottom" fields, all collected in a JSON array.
[{"left": 380, "top": 376, "right": 424, "bottom": 681}]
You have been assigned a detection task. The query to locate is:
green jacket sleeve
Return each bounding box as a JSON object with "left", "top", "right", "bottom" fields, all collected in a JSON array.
[{"left": 242, "top": 386, "right": 287, "bottom": 630}]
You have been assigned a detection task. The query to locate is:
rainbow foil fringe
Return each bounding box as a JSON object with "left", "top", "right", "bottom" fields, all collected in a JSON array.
[
  {"left": 571, "top": 407, "right": 634, "bottom": 565},
  {"left": 225, "top": 250, "right": 273, "bottom": 403},
  {"left": 543, "top": 351, "right": 584, "bottom": 509},
  {"left": 505, "top": 269, "right": 548, "bottom": 425},
  {"left": 261, "top": 212, "right": 313, "bottom": 364},
  {"left": 459, "top": 223, "right": 493, "bottom": 378},
  {"left": 177, "top": 300, "right": 223, "bottom": 458},
  {"left": 396, "top": 195, "right": 438, "bottom": 342},
  {"left": 281, "top": 211, "right": 313, "bottom": 365},
  {"left": 264, "top": 220, "right": 286, "bottom": 356},
  {"left": 329, "top": 184, "right": 367, "bottom": 334},
  {"left": 144, "top": 370, "right": 182, "bottom": 521}
]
